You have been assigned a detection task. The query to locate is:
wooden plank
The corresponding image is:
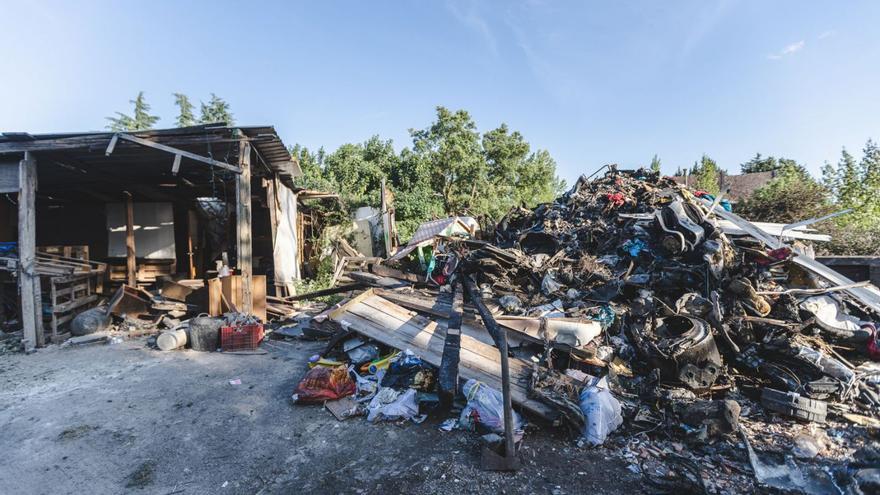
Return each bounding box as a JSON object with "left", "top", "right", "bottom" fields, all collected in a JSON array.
[
  {"left": 331, "top": 294, "right": 557, "bottom": 420},
  {"left": 287, "top": 283, "right": 364, "bottom": 301},
  {"left": 236, "top": 141, "right": 253, "bottom": 314},
  {"left": 115, "top": 133, "right": 241, "bottom": 173},
  {"left": 186, "top": 210, "right": 198, "bottom": 279},
  {"left": 371, "top": 264, "right": 424, "bottom": 283},
  {"left": 380, "top": 178, "right": 392, "bottom": 256},
  {"left": 18, "top": 152, "right": 43, "bottom": 349},
  {"left": 439, "top": 283, "right": 462, "bottom": 405},
  {"left": 124, "top": 193, "right": 136, "bottom": 286},
  {"left": 105, "top": 133, "right": 118, "bottom": 155},
  {"left": 207, "top": 277, "right": 222, "bottom": 316},
  {"left": 52, "top": 294, "right": 98, "bottom": 314},
  {"left": 339, "top": 305, "right": 552, "bottom": 420},
  {"left": 171, "top": 153, "right": 182, "bottom": 175}
]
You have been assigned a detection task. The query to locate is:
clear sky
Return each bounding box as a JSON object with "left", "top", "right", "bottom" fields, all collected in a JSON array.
[{"left": 1, "top": 1, "right": 878, "bottom": 183}]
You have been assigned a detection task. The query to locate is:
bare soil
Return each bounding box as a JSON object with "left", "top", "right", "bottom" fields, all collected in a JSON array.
[{"left": 0, "top": 339, "right": 642, "bottom": 494}]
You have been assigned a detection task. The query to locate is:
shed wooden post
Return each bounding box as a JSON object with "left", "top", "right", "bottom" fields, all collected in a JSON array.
[
  {"left": 263, "top": 176, "right": 282, "bottom": 296},
  {"left": 124, "top": 192, "right": 137, "bottom": 286},
  {"left": 380, "top": 178, "right": 392, "bottom": 257},
  {"left": 236, "top": 141, "right": 253, "bottom": 315},
  {"left": 18, "top": 152, "right": 43, "bottom": 350}
]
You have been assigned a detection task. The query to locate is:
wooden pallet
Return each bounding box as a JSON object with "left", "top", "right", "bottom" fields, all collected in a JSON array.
[
  {"left": 45, "top": 273, "right": 101, "bottom": 343},
  {"left": 108, "top": 259, "right": 175, "bottom": 284},
  {"left": 38, "top": 245, "right": 89, "bottom": 261},
  {"left": 329, "top": 290, "right": 558, "bottom": 421}
]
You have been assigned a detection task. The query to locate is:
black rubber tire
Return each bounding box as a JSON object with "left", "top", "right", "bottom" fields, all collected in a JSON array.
[
  {"left": 761, "top": 387, "right": 827, "bottom": 423},
  {"left": 70, "top": 308, "right": 110, "bottom": 336}
]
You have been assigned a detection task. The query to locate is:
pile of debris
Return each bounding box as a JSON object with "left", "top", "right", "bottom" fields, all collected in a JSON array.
[{"left": 288, "top": 167, "right": 880, "bottom": 493}]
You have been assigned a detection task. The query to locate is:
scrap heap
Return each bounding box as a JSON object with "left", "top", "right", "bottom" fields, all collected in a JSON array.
[{"left": 294, "top": 167, "right": 880, "bottom": 494}]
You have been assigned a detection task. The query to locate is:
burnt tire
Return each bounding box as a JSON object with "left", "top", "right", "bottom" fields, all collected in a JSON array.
[{"left": 761, "top": 387, "right": 827, "bottom": 423}]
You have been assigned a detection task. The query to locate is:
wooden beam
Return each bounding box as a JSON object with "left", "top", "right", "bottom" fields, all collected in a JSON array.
[
  {"left": 264, "top": 177, "right": 280, "bottom": 293},
  {"left": 114, "top": 134, "right": 241, "bottom": 173},
  {"left": 18, "top": 152, "right": 43, "bottom": 350},
  {"left": 186, "top": 210, "right": 197, "bottom": 279},
  {"left": 105, "top": 134, "right": 118, "bottom": 155},
  {"left": 171, "top": 153, "right": 182, "bottom": 175},
  {"left": 124, "top": 193, "right": 137, "bottom": 286},
  {"left": 236, "top": 141, "right": 253, "bottom": 314},
  {"left": 0, "top": 133, "right": 258, "bottom": 154},
  {"left": 380, "top": 178, "right": 392, "bottom": 256}
]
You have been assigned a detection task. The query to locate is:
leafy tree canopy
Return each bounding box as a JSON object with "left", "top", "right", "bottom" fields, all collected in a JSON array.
[{"left": 294, "top": 105, "right": 565, "bottom": 239}]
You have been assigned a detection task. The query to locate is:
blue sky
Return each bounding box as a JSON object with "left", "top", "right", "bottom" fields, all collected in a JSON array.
[{"left": 1, "top": 1, "right": 878, "bottom": 183}]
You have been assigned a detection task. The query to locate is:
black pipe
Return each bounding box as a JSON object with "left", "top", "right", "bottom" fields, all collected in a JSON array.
[{"left": 462, "top": 274, "right": 516, "bottom": 463}]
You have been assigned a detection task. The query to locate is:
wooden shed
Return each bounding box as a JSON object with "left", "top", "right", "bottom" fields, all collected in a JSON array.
[{"left": 0, "top": 124, "right": 330, "bottom": 350}]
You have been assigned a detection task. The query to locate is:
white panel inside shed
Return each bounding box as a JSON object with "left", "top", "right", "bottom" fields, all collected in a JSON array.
[{"left": 106, "top": 202, "right": 176, "bottom": 259}]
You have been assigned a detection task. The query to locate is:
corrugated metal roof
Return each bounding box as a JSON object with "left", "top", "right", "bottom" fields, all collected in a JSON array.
[{"left": 0, "top": 123, "right": 302, "bottom": 178}]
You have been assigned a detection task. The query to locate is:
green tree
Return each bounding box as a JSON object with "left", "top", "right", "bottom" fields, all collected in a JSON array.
[
  {"left": 173, "top": 93, "right": 196, "bottom": 127},
  {"left": 820, "top": 160, "right": 839, "bottom": 199},
  {"left": 106, "top": 91, "right": 160, "bottom": 131},
  {"left": 409, "top": 106, "right": 487, "bottom": 215},
  {"left": 199, "top": 93, "right": 234, "bottom": 125},
  {"left": 291, "top": 144, "right": 330, "bottom": 191},
  {"left": 836, "top": 148, "right": 862, "bottom": 210},
  {"left": 736, "top": 161, "right": 829, "bottom": 223},
  {"left": 291, "top": 106, "right": 563, "bottom": 241},
  {"left": 516, "top": 149, "right": 565, "bottom": 207},
  {"left": 690, "top": 154, "right": 721, "bottom": 194},
  {"left": 861, "top": 140, "right": 880, "bottom": 197},
  {"left": 650, "top": 154, "right": 661, "bottom": 173},
  {"left": 323, "top": 139, "right": 389, "bottom": 206},
  {"left": 740, "top": 153, "right": 778, "bottom": 173}
]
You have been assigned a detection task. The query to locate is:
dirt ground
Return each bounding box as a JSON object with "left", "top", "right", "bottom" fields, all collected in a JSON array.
[{"left": 0, "top": 338, "right": 643, "bottom": 495}]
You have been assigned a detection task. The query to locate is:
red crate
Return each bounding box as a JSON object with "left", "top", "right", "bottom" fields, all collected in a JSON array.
[{"left": 220, "top": 323, "right": 264, "bottom": 351}]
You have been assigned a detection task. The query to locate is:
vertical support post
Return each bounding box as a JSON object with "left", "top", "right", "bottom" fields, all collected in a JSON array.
[
  {"left": 186, "top": 210, "right": 197, "bottom": 279},
  {"left": 380, "top": 178, "right": 391, "bottom": 257},
  {"left": 124, "top": 192, "right": 137, "bottom": 287},
  {"left": 463, "top": 274, "right": 520, "bottom": 470},
  {"left": 264, "top": 177, "right": 281, "bottom": 295},
  {"left": 438, "top": 281, "right": 462, "bottom": 409},
  {"left": 236, "top": 141, "right": 253, "bottom": 314},
  {"left": 18, "top": 151, "right": 43, "bottom": 350}
]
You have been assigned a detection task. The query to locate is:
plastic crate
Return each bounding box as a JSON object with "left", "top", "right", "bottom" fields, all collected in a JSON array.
[{"left": 220, "top": 323, "right": 264, "bottom": 351}]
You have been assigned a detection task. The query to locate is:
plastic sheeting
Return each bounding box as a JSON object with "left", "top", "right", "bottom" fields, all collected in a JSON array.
[{"left": 274, "top": 183, "right": 300, "bottom": 283}]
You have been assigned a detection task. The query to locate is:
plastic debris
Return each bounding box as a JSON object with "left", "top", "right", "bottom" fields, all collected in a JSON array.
[{"left": 578, "top": 377, "right": 622, "bottom": 446}]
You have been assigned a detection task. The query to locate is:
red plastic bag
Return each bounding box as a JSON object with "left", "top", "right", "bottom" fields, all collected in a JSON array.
[{"left": 292, "top": 366, "right": 356, "bottom": 404}]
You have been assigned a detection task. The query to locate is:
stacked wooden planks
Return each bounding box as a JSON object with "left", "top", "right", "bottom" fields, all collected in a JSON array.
[{"left": 329, "top": 289, "right": 558, "bottom": 421}]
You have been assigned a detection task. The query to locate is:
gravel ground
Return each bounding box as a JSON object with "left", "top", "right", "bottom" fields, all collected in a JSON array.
[{"left": 0, "top": 338, "right": 642, "bottom": 495}]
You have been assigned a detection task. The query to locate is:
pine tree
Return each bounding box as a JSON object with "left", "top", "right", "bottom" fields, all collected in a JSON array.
[
  {"left": 837, "top": 147, "right": 863, "bottom": 210},
  {"left": 199, "top": 94, "right": 234, "bottom": 125},
  {"left": 861, "top": 139, "right": 880, "bottom": 193},
  {"left": 820, "top": 161, "right": 839, "bottom": 200},
  {"left": 741, "top": 153, "right": 778, "bottom": 173},
  {"left": 859, "top": 139, "right": 880, "bottom": 218},
  {"left": 650, "top": 154, "right": 661, "bottom": 173},
  {"left": 173, "top": 93, "right": 196, "bottom": 128},
  {"left": 690, "top": 154, "right": 721, "bottom": 194},
  {"left": 106, "top": 91, "right": 160, "bottom": 131}
]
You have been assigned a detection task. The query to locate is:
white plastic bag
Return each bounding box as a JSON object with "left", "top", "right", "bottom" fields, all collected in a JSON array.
[
  {"left": 459, "top": 379, "right": 522, "bottom": 433},
  {"left": 579, "top": 376, "right": 622, "bottom": 446},
  {"left": 366, "top": 387, "right": 419, "bottom": 422}
]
